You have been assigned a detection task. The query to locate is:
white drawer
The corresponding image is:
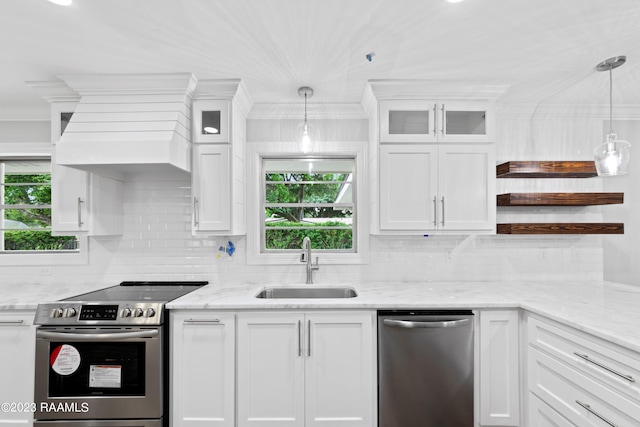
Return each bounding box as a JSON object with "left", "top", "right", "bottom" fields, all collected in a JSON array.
[
  {"left": 527, "top": 314, "right": 640, "bottom": 405},
  {"left": 528, "top": 346, "right": 640, "bottom": 426},
  {"left": 529, "top": 392, "right": 577, "bottom": 427}
]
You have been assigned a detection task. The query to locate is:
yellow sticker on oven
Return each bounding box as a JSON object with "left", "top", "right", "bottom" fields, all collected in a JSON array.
[{"left": 50, "top": 344, "right": 81, "bottom": 376}]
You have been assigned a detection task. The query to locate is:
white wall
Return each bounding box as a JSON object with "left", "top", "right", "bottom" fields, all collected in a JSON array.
[{"left": 603, "top": 120, "right": 639, "bottom": 286}]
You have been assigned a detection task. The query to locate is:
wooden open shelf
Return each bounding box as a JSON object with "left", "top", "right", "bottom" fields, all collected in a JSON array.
[
  {"left": 496, "top": 161, "right": 597, "bottom": 178},
  {"left": 497, "top": 192, "right": 624, "bottom": 206},
  {"left": 497, "top": 223, "right": 624, "bottom": 235}
]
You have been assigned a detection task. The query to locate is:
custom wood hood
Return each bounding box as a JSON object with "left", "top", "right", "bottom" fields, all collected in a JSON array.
[{"left": 35, "top": 73, "right": 197, "bottom": 180}]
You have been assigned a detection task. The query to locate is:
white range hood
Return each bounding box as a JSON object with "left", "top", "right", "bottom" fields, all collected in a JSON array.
[{"left": 54, "top": 73, "right": 196, "bottom": 180}]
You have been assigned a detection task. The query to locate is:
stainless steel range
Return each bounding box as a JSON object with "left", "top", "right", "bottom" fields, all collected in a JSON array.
[{"left": 33, "top": 281, "right": 206, "bottom": 427}]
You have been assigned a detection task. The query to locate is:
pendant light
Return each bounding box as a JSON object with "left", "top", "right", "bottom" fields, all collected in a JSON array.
[
  {"left": 298, "top": 86, "right": 314, "bottom": 153},
  {"left": 593, "top": 56, "right": 631, "bottom": 176}
]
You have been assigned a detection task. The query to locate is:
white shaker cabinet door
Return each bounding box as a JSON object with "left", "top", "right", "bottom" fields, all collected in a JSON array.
[
  {"left": 192, "top": 144, "right": 231, "bottom": 233},
  {"left": 237, "top": 313, "right": 305, "bottom": 427},
  {"left": 438, "top": 144, "right": 495, "bottom": 232},
  {"left": 171, "top": 312, "right": 235, "bottom": 427},
  {"left": 305, "top": 312, "right": 375, "bottom": 427},
  {"left": 51, "top": 160, "right": 89, "bottom": 234},
  {"left": 379, "top": 144, "right": 438, "bottom": 231},
  {"left": 0, "top": 311, "right": 36, "bottom": 426},
  {"left": 479, "top": 310, "right": 521, "bottom": 426}
]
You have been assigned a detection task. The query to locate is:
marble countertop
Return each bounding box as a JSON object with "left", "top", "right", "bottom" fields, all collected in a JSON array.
[
  {"left": 167, "top": 280, "right": 640, "bottom": 353},
  {"left": 4, "top": 280, "right": 640, "bottom": 353}
]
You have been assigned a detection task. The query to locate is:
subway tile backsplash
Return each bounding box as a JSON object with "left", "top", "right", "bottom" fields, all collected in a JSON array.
[{"left": 1, "top": 177, "right": 602, "bottom": 286}]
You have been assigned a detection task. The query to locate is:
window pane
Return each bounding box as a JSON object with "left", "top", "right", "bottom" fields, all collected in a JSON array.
[
  {"left": 4, "top": 230, "right": 78, "bottom": 251},
  {"left": 1, "top": 160, "right": 78, "bottom": 252},
  {"left": 266, "top": 181, "right": 351, "bottom": 204},
  {"left": 265, "top": 228, "right": 352, "bottom": 250},
  {"left": 265, "top": 207, "right": 352, "bottom": 225}
]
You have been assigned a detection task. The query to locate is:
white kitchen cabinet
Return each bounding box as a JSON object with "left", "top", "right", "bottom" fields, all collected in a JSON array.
[
  {"left": 526, "top": 313, "right": 640, "bottom": 426},
  {"left": 0, "top": 311, "right": 36, "bottom": 426},
  {"left": 380, "top": 99, "right": 492, "bottom": 143},
  {"left": 236, "top": 311, "right": 375, "bottom": 427},
  {"left": 192, "top": 100, "right": 230, "bottom": 144},
  {"left": 379, "top": 143, "right": 495, "bottom": 233},
  {"left": 171, "top": 311, "right": 235, "bottom": 427},
  {"left": 192, "top": 145, "right": 231, "bottom": 233},
  {"left": 478, "top": 309, "right": 521, "bottom": 426},
  {"left": 50, "top": 103, "right": 123, "bottom": 236},
  {"left": 190, "top": 80, "right": 249, "bottom": 236}
]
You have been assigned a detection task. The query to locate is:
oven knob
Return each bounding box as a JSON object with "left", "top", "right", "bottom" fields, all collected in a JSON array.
[
  {"left": 122, "top": 308, "right": 132, "bottom": 317},
  {"left": 133, "top": 308, "right": 144, "bottom": 318},
  {"left": 65, "top": 308, "right": 77, "bottom": 317},
  {"left": 52, "top": 308, "right": 64, "bottom": 318},
  {"left": 145, "top": 308, "right": 156, "bottom": 318}
]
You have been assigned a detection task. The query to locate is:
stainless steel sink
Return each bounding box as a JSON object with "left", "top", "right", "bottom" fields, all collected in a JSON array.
[{"left": 255, "top": 287, "right": 358, "bottom": 299}]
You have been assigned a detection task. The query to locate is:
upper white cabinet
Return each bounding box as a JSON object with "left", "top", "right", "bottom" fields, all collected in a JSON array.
[
  {"left": 0, "top": 310, "right": 36, "bottom": 426},
  {"left": 50, "top": 102, "right": 123, "bottom": 236},
  {"left": 236, "top": 311, "right": 375, "bottom": 427},
  {"left": 192, "top": 100, "right": 230, "bottom": 144},
  {"left": 191, "top": 80, "right": 250, "bottom": 236},
  {"left": 380, "top": 100, "right": 493, "bottom": 143},
  {"left": 379, "top": 143, "right": 495, "bottom": 232},
  {"left": 171, "top": 311, "right": 235, "bottom": 427}
]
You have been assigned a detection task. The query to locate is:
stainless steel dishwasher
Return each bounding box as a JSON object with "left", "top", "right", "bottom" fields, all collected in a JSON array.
[{"left": 378, "top": 310, "right": 474, "bottom": 427}]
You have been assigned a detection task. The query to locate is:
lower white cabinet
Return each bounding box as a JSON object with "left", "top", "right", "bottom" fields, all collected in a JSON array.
[
  {"left": 0, "top": 310, "right": 36, "bottom": 426},
  {"left": 526, "top": 313, "right": 640, "bottom": 426},
  {"left": 171, "top": 311, "right": 235, "bottom": 427},
  {"left": 236, "top": 311, "right": 375, "bottom": 427},
  {"left": 478, "top": 309, "right": 521, "bottom": 426}
]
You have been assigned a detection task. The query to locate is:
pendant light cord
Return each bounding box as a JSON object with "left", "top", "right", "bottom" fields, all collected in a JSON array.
[{"left": 609, "top": 67, "right": 614, "bottom": 135}]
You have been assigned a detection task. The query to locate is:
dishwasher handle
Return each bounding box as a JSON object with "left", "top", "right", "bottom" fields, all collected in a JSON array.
[{"left": 383, "top": 318, "right": 471, "bottom": 329}]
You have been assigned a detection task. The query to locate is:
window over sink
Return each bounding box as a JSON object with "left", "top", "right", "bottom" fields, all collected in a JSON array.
[{"left": 263, "top": 158, "right": 355, "bottom": 252}]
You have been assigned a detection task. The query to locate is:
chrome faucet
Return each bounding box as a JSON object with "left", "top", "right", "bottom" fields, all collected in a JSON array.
[{"left": 300, "top": 236, "right": 319, "bottom": 284}]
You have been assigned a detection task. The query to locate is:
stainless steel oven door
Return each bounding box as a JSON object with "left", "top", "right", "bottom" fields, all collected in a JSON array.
[
  {"left": 34, "top": 420, "right": 162, "bottom": 427},
  {"left": 34, "top": 327, "right": 162, "bottom": 421}
]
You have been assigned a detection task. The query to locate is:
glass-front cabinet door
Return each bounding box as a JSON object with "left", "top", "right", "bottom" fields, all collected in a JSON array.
[
  {"left": 380, "top": 100, "right": 437, "bottom": 143},
  {"left": 438, "top": 101, "right": 491, "bottom": 143},
  {"left": 192, "top": 99, "right": 230, "bottom": 143},
  {"left": 380, "top": 100, "right": 492, "bottom": 143}
]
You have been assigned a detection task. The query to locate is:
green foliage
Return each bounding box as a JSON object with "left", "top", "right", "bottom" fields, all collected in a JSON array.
[
  {"left": 2, "top": 173, "right": 77, "bottom": 251},
  {"left": 3, "top": 174, "right": 52, "bottom": 227},
  {"left": 265, "top": 173, "right": 349, "bottom": 222},
  {"left": 4, "top": 231, "right": 77, "bottom": 251},
  {"left": 265, "top": 221, "right": 352, "bottom": 250}
]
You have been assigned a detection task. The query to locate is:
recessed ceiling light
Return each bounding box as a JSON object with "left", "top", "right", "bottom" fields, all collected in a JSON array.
[{"left": 48, "top": 0, "right": 73, "bottom": 6}]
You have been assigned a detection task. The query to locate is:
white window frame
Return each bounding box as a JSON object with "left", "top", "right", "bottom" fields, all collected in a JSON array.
[
  {"left": 247, "top": 141, "right": 369, "bottom": 265},
  {"left": 0, "top": 142, "right": 87, "bottom": 266}
]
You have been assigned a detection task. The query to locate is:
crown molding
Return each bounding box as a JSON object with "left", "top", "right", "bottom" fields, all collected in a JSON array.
[
  {"left": 56, "top": 73, "right": 198, "bottom": 96},
  {"left": 366, "top": 79, "right": 510, "bottom": 101},
  {"left": 248, "top": 102, "right": 366, "bottom": 120}
]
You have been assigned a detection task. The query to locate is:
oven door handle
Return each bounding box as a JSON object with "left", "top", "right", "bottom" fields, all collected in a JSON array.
[{"left": 36, "top": 329, "right": 159, "bottom": 341}]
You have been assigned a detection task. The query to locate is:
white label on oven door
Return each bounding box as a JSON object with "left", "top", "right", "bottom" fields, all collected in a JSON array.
[
  {"left": 50, "top": 344, "right": 81, "bottom": 376},
  {"left": 89, "top": 365, "right": 122, "bottom": 388}
]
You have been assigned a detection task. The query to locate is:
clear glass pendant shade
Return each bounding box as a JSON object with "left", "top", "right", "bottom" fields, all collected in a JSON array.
[
  {"left": 300, "top": 121, "right": 313, "bottom": 153},
  {"left": 594, "top": 134, "right": 631, "bottom": 176}
]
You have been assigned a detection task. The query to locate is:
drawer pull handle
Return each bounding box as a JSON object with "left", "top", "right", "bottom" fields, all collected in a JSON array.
[
  {"left": 575, "top": 400, "right": 617, "bottom": 427},
  {"left": 0, "top": 320, "right": 25, "bottom": 325},
  {"left": 184, "top": 319, "right": 222, "bottom": 325},
  {"left": 573, "top": 352, "right": 635, "bottom": 383}
]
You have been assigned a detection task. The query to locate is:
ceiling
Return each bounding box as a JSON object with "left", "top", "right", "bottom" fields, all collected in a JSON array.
[{"left": 3, "top": 0, "right": 640, "bottom": 118}]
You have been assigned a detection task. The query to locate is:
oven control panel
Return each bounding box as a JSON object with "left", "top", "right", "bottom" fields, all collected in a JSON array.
[{"left": 34, "top": 302, "right": 165, "bottom": 325}]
